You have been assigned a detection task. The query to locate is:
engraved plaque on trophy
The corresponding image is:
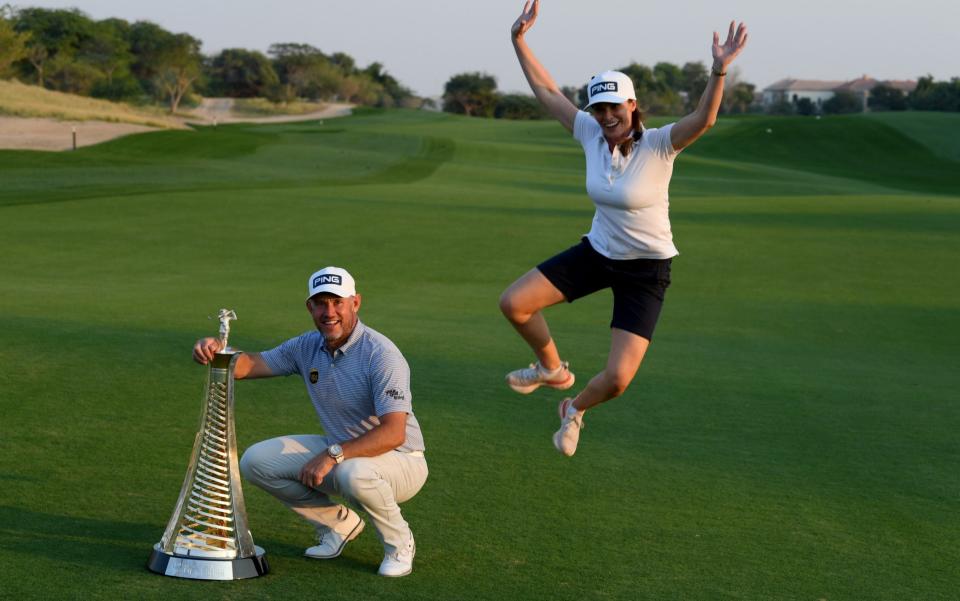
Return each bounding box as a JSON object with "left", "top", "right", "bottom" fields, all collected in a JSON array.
[{"left": 147, "top": 309, "right": 268, "bottom": 580}]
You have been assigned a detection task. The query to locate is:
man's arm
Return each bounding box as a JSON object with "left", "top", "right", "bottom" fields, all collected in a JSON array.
[
  {"left": 192, "top": 337, "right": 275, "bottom": 379},
  {"left": 299, "top": 412, "right": 408, "bottom": 489}
]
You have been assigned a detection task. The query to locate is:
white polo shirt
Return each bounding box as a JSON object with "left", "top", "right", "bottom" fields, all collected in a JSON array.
[{"left": 573, "top": 110, "right": 681, "bottom": 260}]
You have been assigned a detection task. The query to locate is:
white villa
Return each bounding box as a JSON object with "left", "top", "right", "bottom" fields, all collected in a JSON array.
[{"left": 762, "top": 76, "right": 917, "bottom": 111}]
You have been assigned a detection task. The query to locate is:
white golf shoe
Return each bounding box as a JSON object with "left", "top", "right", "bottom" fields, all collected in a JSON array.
[
  {"left": 378, "top": 535, "right": 415, "bottom": 577},
  {"left": 553, "top": 397, "right": 584, "bottom": 457},
  {"left": 506, "top": 361, "right": 575, "bottom": 394},
  {"left": 304, "top": 508, "right": 365, "bottom": 559}
]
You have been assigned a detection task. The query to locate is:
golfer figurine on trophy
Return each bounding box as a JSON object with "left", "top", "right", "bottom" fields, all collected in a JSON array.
[{"left": 147, "top": 309, "right": 268, "bottom": 580}]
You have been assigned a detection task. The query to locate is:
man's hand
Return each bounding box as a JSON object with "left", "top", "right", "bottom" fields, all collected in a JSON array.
[
  {"left": 193, "top": 337, "right": 222, "bottom": 365},
  {"left": 300, "top": 452, "right": 336, "bottom": 489}
]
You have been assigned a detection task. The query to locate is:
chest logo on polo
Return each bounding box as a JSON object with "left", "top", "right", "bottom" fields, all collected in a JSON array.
[
  {"left": 385, "top": 389, "right": 405, "bottom": 400},
  {"left": 590, "top": 81, "right": 618, "bottom": 97},
  {"left": 309, "top": 368, "right": 319, "bottom": 384},
  {"left": 312, "top": 274, "right": 342, "bottom": 287}
]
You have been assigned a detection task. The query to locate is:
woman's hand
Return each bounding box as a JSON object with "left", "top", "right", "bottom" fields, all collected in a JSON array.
[
  {"left": 511, "top": 0, "right": 540, "bottom": 40},
  {"left": 712, "top": 21, "right": 748, "bottom": 71}
]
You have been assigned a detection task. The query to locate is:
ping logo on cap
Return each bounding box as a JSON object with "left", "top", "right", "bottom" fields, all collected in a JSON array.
[
  {"left": 590, "top": 81, "right": 618, "bottom": 97},
  {"left": 313, "top": 274, "right": 342, "bottom": 287}
]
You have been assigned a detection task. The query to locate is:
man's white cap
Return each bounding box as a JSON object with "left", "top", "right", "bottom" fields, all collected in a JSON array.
[
  {"left": 584, "top": 71, "right": 637, "bottom": 108},
  {"left": 306, "top": 266, "right": 356, "bottom": 299}
]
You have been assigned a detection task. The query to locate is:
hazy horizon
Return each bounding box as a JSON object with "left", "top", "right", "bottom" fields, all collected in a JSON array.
[{"left": 15, "top": 0, "right": 959, "bottom": 98}]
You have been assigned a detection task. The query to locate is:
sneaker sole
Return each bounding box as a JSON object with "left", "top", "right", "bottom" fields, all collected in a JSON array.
[
  {"left": 552, "top": 430, "right": 576, "bottom": 457},
  {"left": 507, "top": 373, "right": 575, "bottom": 395},
  {"left": 304, "top": 518, "right": 365, "bottom": 559}
]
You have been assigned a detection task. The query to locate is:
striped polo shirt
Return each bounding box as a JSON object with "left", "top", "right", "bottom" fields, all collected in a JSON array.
[{"left": 260, "top": 321, "right": 425, "bottom": 453}]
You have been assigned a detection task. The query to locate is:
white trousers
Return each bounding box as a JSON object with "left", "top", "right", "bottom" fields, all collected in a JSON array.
[{"left": 239, "top": 434, "right": 428, "bottom": 555}]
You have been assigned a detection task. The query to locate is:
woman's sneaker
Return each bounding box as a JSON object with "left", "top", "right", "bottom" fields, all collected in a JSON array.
[
  {"left": 506, "top": 361, "right": 575, "bottom": 394},
  {"left": 553, "top": 397, "right": 584, "bottom": 456}
]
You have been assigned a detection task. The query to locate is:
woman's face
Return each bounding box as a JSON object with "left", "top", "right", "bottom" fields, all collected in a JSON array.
[{"left": 589, "top": 99, "right": 636, "bottom": 143}]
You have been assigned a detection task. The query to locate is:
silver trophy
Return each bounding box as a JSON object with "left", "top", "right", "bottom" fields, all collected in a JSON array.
[{"left": 148, "top": 310, "right": 268, "bottom": 580}]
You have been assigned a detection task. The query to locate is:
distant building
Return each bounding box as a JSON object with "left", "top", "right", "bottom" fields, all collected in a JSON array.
[
  {"left": 763, "top": 79, "right": 845, "bottom": 109},
  {"left": 762, "top": 76, "right": 917, "bottom": 111}
]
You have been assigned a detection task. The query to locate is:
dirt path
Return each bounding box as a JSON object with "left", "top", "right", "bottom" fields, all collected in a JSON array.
[
  {"left": 0, "top": 99, "right": 354, "bottom": 151},
  {"left": 186, "top": 98, "right": 353, "bottom": 124}
]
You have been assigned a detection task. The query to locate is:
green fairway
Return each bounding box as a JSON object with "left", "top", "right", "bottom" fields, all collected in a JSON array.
[{"left": 1, "top": 109, "right": 958, "bottom": 600}]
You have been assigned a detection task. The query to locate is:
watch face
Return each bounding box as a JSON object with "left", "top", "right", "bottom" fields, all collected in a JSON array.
[{"left": 329, "top": 444, "right": 343, "bottom": 456}]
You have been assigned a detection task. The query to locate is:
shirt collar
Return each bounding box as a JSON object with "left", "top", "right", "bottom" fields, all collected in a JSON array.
[{"left": 321, "top": 320, "right": 366, "bottom": 356}]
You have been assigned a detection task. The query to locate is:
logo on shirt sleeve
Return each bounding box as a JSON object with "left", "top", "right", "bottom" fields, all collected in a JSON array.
[
  {"left": 385, "top": 389, "right": 405, "bottom": 401},
  {"left": 309, "top": 368, "right": 319, "bottom": 384}
]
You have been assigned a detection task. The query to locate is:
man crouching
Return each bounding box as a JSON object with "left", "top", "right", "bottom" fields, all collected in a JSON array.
[{"left": 192, "top": 266, "right": 427, "bottom": 577}]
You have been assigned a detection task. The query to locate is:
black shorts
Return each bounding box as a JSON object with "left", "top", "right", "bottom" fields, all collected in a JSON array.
[{"left": 537, "top": 238, "right": 672, "bottom": 340}]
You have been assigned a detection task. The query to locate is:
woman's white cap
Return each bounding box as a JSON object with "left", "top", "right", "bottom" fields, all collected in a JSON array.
[
  {"left": 584, "top": 71, "right": 637, "bottom": 108},
  {"left": 306, "top": 266, "right": 356, "bottom": 299}
]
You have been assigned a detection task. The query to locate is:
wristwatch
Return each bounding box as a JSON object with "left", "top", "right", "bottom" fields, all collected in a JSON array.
[{"left": 327, "top": 444, "right": 344, "bottom": 464}]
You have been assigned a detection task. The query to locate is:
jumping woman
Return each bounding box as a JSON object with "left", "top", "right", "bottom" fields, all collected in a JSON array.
[{"left": 500, "top": 0, "right": 747, "bottom": 456}]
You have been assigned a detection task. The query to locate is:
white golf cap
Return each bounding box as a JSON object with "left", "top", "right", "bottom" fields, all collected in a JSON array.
[
  {"left": 584, "top": 71, "right": 636, "bottom": 108},
  {"left": 306, "top": 266, "right": 356, "bottom": 299}
]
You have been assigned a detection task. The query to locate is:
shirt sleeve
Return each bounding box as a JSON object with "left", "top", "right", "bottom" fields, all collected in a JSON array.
[
  {"left": 573, "top": 110, "right": 601, "bottom": 145},
  {"left": 259, "top": 334, "right": 306, "bottom": 376},
  {"left": 368, "top": 343, "right": 412, "bottom": 417},
  {"left": 651, "top": 123, "right": 680, "bottom": 158}
]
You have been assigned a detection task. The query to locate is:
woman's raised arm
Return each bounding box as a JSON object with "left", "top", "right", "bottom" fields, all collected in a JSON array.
[
  {"left": 512, "top": 0, "right": 579, "bottom": 132},
  {"left": 671, "top": 21, "right": 748, "bottom": 151}
]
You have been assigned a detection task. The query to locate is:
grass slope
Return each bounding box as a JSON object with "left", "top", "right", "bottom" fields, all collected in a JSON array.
[
  {"left": 0, "top": 79, "right": 182, "bottom": 127},
  {"left": 0, "top": 109, "right": 958, "bottom": 600},
  {"left": 684, "top": 113, "right": 960, "bottom": 195},
  {"left": 862, "top": 110, "right": 960, "bottom": 162}
]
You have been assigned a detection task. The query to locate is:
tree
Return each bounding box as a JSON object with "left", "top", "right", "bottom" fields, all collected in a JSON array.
[
  {"left": 268, "top": 43, "right": 336, "bottom": 100},
  {"left": 329, "top": 51, "right": 355, "bottom": 75},
  {"left": 153, "top": 32, "right": 202, "bottom": 112},
  {"left": 908, "top": 75, "right": 960, "bottom": 112},
  {"left": 443, "top": 72, "right": 497, "bottom": 117},
  {"left": 12, "top": 7, "right": 96, "bottom": 88},
  {"left": 680, "top": 61, "right": 709, "bottom": 111},
  {"left": 207, "top": 48, "right": 278, "bottom": 97},
  {"left": 616, "top": 62, "right": 685, "bottom": 114},
  {"left": 494, "top": 94, "right": 546, "bottom": 119},
  {"left": 0, "top": 13, "right": 29, "bottom": 76},
  {"left": 868, "top": 84, "right": 906, "bottom": 111},
  {"left": 822, "top": 90, "right": 862, "bottom": 114},
  {"left": 127, "top": 20, "right": 176, "bottom": 94},
  {"left": 721, "top": 69, "right": 755, "bottom": 114},
  {"left": 560, "top": 85, "right": 581, "bottom": 106},
  {"left": 766, "top": 98, "right": 794, "bottom": 115},
  {"left": 363, "top": 61, "right": 413, "bottom": 107},
  {"left": 795, "top": 97, "right": 816, "bottom": 116},
  {"left": 79, "top": 19, "right": 130, "bottom": 85},
  {"left": 653, "top": 61, "right": 683, "bottom": 91}
]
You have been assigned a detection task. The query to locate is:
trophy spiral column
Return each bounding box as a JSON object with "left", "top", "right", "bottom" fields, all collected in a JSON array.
[{"left": 148, "top": 310, "right": 268, "bottom": 580}]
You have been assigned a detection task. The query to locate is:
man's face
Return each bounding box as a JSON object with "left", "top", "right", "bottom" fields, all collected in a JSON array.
[{"left": 306, "top": 292, "right": 361, "bottom": 349}]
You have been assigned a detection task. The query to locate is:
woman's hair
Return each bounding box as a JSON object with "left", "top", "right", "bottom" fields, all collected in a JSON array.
[{"left": 618, "top": 106, "right": 645, "bottom": 156}]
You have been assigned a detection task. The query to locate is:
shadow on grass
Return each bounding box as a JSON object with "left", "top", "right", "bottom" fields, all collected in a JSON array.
[{"left": 0, "top": 505, "right": 379, "bottom": 578}]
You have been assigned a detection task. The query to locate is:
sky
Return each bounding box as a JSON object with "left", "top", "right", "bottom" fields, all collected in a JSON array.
[{"left": 18, "top": 0, "right": 960, "bottom": 97}]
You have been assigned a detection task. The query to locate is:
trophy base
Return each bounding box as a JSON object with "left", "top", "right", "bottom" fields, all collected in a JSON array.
[{"left": 147, "top": 543, "right": 268, "bottom": 580}]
